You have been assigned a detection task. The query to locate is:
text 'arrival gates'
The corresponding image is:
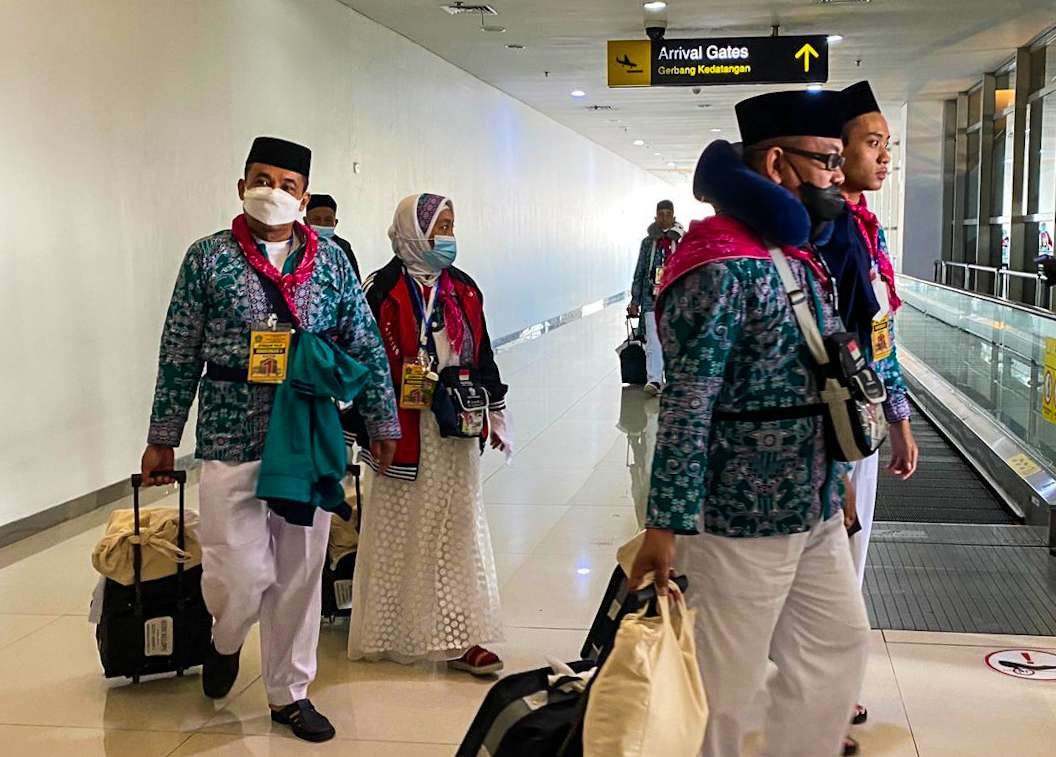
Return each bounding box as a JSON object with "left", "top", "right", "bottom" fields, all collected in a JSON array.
[{"left": 608, "top": 35, "right": 829, "bottom": 88}]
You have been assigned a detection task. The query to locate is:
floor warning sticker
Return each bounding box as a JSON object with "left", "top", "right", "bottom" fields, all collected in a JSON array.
[{"left": 985, "top": 649, "right": 1056, "bottom": 679}]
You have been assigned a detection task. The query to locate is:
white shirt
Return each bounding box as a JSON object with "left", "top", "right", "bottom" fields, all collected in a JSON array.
[{"left": 255, "top": 236, "right": 293, "bottom": 272}]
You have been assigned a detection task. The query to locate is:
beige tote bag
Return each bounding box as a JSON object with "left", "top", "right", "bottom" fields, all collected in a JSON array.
[{"left": 583, "top": 590, "right": 708, "bottom": 757}]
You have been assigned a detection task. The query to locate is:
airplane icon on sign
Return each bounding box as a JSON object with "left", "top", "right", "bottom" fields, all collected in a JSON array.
[{"left": 617, "top": 54, "right": 638, "bottom": 68}]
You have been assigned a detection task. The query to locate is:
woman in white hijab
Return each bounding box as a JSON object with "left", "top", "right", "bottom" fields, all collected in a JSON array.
[{"left": 347, "top": 194, "right": 512, "bottom": 675}]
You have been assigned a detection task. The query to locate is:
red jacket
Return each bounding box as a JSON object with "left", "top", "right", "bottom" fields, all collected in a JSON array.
[{"left": 349, "top": 257, "right": 507, "bottom": 480}]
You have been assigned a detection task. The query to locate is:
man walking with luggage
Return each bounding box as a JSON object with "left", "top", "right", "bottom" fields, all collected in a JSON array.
[
  {"left": 141, "top": 136, "right": 400, "bottom": 742},
  {"left": 630, "top": 91, "right": 870, "bottom": 757},
  {"left": 628, "top": 200, "right": 684, "bottom": 395}
]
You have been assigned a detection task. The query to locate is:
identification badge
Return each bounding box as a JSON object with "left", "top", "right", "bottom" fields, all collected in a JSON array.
[
  {"left": 871, "top": 315, "right": 893, "bottom": 361},
  {"left": 400, "top": 359, "right": 438, "bottom": 410},
  {"left": 653, "top": 265, "right": 665, "bottom": 296},
  {"left": 248, "top": 329, "right": 292, "bottom": 384}
]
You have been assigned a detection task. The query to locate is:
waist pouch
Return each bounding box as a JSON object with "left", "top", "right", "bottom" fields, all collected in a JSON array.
[
  {"left": 768, "top": 246, "right": 889, "bottom": 463},
  {"left": 432, "top": 366, "right": 490, "bottom": 439}
]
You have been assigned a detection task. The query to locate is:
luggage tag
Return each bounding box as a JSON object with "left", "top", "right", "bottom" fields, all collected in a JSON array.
[
  {"left": 248, "top": 315, "right": 293, "bottom": 384},
  {"left": 400, "top": 351, "right": 439, "bottom": 410}
]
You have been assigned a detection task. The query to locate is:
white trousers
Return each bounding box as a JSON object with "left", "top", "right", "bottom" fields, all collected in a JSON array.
[
  {"left": 677, "top": 513, "right": 870, "bottom": 757},
  {"left": 849, "top": 452, "right": 880, "bottom": 589},
  {"left": 198, "top": 461, "right": 331, "bottom": 705},
  {"left": 643, "top": 312, "right": 664, "bottom": 384}
]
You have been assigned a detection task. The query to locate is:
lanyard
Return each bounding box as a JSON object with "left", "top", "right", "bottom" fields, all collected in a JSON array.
[{"left": 406, "top": 274, "right": 440, "bottom": 362}]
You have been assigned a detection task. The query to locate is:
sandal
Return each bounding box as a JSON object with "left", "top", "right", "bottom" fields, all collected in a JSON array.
[
  {"left": 843, "top": 735, "right": 860, "bottom": 756},
  {"left": 852, "top": 704, "right": 868, "bottom": 726},
  {"left": 448, "top": 645, "right": 504, "bottom": 676}
]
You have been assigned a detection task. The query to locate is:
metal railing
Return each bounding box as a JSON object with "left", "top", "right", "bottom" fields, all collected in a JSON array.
[{"left": 935, "top": 260, "right": 1055, "bottom": 310}]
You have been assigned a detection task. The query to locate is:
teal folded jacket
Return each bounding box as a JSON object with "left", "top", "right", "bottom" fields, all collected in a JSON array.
[{"left": 257, "top": 332, "right": 370, "bottom": 526}]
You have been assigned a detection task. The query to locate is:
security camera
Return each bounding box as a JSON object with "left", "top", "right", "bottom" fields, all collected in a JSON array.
[
  {"left": 645, "top": 22, "right": 667, "bottom": 41},
  {"left": 692, "top": 87, "right": 702, "bottom": 95},
  {"left": 644, "top": 3, "right": 667, "bottom": 41}
]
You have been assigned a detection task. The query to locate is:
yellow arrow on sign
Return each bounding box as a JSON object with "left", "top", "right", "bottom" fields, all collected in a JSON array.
[{"left": 795, "top": 43, "right": 820, "bottom": 73}]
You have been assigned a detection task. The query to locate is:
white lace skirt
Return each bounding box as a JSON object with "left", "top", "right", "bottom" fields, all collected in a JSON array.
[{"left": 347, "top": 412, "right": 504, "bottom": 663}]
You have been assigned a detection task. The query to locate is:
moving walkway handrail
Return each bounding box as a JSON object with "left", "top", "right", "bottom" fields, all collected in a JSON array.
[{"left": 934, "top": 260, "right": 1053, "bottom": 309}]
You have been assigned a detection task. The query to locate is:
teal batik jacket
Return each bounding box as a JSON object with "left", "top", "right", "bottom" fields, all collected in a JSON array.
[
  {"left": 646, "top": 215, "right": 850, "bottom": 538},
  {"left": 872, "top": 227, "right": 911, "bottom": 422},
  {"left": 147, "top": 224, "right": 400, "bottom": 462}
]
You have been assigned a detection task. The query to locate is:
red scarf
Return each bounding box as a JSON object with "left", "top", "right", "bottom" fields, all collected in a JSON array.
[
  {"left": 231, "top": 214, "right": 319, "bottom": 325},
  {"left": 847, "top": 197, "right": 902, "bottom": 312},
  {"left": 659, "top": 215, "right": 831, "bottom": 302}
]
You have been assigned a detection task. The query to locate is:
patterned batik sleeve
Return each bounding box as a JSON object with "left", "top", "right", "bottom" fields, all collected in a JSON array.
[
  {"left": 646, "top": 264, "right": 745, "bottom": 535},
  {"left": 630, "top": 238, "right": 650, "bottom": 307},
  {"left": 147, "top": 244, "right": 207, "bottom": 447},
  {"left": 875, "top": 228, "right": 911, "bottom": 423},
  {"left": 334, "top": 269, "right": 401, "bottom": 441}
]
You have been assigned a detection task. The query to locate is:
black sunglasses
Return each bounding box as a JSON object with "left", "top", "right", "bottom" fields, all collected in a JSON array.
[{"left": 778, "top": 145, "right": 846, "bottom": 171}]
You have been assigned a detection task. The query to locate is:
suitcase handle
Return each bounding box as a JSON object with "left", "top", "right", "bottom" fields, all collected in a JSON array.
[{"left": 625, "top": 574, "right": 688, "bottom": 613}]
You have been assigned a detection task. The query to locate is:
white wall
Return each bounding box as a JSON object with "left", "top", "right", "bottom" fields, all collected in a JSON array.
[{"left": 0, "top": 0, "right": 687, "bottom": 528}]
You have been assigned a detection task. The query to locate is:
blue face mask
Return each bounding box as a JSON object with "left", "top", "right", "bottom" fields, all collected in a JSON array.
[
  {"left": 311, "top": 224, "right": 337, "bottom": 239},
  {"left": 424, "top": 235, "right": 457, "bottom": 269}
]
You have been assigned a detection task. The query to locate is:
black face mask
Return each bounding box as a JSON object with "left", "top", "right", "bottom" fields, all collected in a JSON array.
[{"left": 787, "top": 158, "right": 846, "bottom": 225}]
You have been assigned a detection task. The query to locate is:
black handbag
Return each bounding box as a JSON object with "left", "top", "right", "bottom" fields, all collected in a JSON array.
[{"left": 432, "top": 366, "right": 490, "bottom": 439}]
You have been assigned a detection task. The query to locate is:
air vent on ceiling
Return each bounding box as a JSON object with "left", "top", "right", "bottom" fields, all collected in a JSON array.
[
  {"left": 442, "top": 3, "right": 499, "bottom": 15},
  {"left": 813, "top": 0, "right": 871, "bottom": 4},
  {"left": 587, "top": 105, "right": 617, "bottom": 111}
]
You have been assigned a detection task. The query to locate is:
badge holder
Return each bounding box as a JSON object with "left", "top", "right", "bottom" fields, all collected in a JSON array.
[
  {"left": 249, "top": 314, "right": 294, "bottom": 384},
  {"left": 400, "top": 351, "right": 439, "bottom": 410}
]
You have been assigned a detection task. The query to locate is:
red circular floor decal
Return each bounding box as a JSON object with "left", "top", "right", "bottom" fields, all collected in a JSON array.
[{"left": 985, "top": 649, "right": 1056, "bottom": 680}]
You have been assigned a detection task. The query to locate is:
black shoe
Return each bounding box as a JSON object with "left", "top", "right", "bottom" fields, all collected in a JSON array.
[
  {"left": 202, "top": 642, "right": 241, "bottom": 699},
  {"left": 270, "top": 699, "right": 336, "bottom": 742},
  {"left": 852, "top": 705, "right": 869, "bottom": 726}
]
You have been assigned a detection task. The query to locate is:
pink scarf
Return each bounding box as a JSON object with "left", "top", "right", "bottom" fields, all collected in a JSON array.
[{"left": 847, "top": 196, "right": 902, "bottom": 312}]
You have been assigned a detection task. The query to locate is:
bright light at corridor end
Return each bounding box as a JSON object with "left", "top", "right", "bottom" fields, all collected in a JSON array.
[
  {"left": 570, "top": 89, "right": 586, "bottom": 98},
  {"left": 633, "top": 139, "right": 646, "bottom": 146},
  {"left": 643, "top": 1, "right": 668, "bottom": 10}
]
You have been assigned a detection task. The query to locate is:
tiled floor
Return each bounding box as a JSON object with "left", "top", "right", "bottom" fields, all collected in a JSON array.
[{"left": 1, "top": 303, "right": 1054, "bottom": 755}]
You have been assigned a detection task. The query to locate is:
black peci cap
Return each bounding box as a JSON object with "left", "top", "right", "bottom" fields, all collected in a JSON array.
[
  {"left": 840, "top": 81, "right": 882, "bottom": 122},
  {"left": 245, "top": 136, "right": 311, "bottom": 179},
  {"left": 306, "top": 194, "right": 337, "bottom": 212},
  {"left": 735, "top": 90, "right": 846, "bottom": 146}
]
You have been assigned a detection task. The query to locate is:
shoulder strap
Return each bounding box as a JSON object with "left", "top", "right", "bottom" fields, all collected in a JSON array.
[
  {"left": 768, "top": 246, "right": 829, "bottom": 366},
  {"left": 250, "top": 267, "right": 296, "bottom": 325}
]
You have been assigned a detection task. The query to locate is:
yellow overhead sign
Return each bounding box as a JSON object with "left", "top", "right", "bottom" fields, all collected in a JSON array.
[{"left": 608, "top": 40, "right": 652, "bottom": 87}]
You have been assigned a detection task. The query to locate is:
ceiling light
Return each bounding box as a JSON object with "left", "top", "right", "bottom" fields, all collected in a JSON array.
[
  {"left": 570, "top": 89, "right": 586, "bottom": 98},
  {"left": 442, "top": 3, "right": 498, "bottom": 15},
  {"left": 653, "top": 152, "right": 662, "bottom": 156},
  {"left": 506, "top": 43, "right": 525, "bottom": 50},
  {"left": 481, "top": 24, "right": 506, "bottom": 32},
  {"left": 710, "top": 128, "right": 722, "bottom": 133},
  {"left": 643, "top": 1, "right": 668, "bottom": 10},
  {"left": 806, "top": 84, "right": 823, "bottom": 92},
  {"left": 633, "top": 139, "right": 646, "bottom": 146},
  {"left": 827, "top": 35, "right": 844, "bottom": 44},
  {"left": 667, "top": 161, "right": 676, "bottom": 168}
]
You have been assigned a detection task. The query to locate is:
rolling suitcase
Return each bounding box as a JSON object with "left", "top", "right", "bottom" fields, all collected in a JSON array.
[
  {"left": 321, "top": 463, "right": 362, "bottom": 621},
  {"left": 95, "top": 470, "right": 212, "bottom": 682},
  {"left": 616, "top": 317, "right": 647, "bottom": 386},
  {"left": 457, "top": 579, "right": 685, "bottom": 757}
]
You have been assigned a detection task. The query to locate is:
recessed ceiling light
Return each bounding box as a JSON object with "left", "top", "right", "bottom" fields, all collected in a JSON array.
[
  {"left": 827, "top": 35, "right": 844, "bottom": 44},
  {"left": 806, "top": 84, "right": 823, "bottom": 92},
  {"left": 481, "top": 25, "right": 506, "bottom": 33},
  {"left": 653, "top": 152, "right": 662, "bottom": 156},
  {"left": 633, "top": 139, "right": 646, "bottom": 146},
  {"left": 571, "top": 89, "right": 586, "bottom": 98},
  {"left": 643, "top": 1, "right": 668, "bottom": 10},
  {"left": 710, "top": 128, "right": 722, "bottom": 133},
  {"left": 667, "top": 161, "right": 676, "bottom": 168},
  {"left": 506, "top": 43, "right": 525, "bottom": 50}
]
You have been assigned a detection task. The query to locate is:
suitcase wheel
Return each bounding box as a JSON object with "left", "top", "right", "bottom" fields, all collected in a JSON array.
[
  {"left": 132, "top": 675, "right": 140, "bottom": 684},
  {"left": 177, "top": 669, "right": 184, "bottom": 677}
]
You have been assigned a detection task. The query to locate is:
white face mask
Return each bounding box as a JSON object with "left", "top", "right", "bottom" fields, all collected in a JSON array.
[{"left": 242, "top": 186, "right": 303, "bottom": 227}]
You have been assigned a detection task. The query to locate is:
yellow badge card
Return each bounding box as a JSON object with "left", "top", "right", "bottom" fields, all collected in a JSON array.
[
  {"left": 248, "top": 330, "right": 291, "bottom": 384},
  {"left": 871, "top": 316, "right": 893, "bottom": 361},
  {"left": 400, "top": 360, "right": 436, "bottom": 410}
]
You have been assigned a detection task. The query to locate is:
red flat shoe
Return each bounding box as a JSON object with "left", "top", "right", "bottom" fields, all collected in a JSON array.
[{"left": 448, "top": 645, "right": 504, "bottom": 676}]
